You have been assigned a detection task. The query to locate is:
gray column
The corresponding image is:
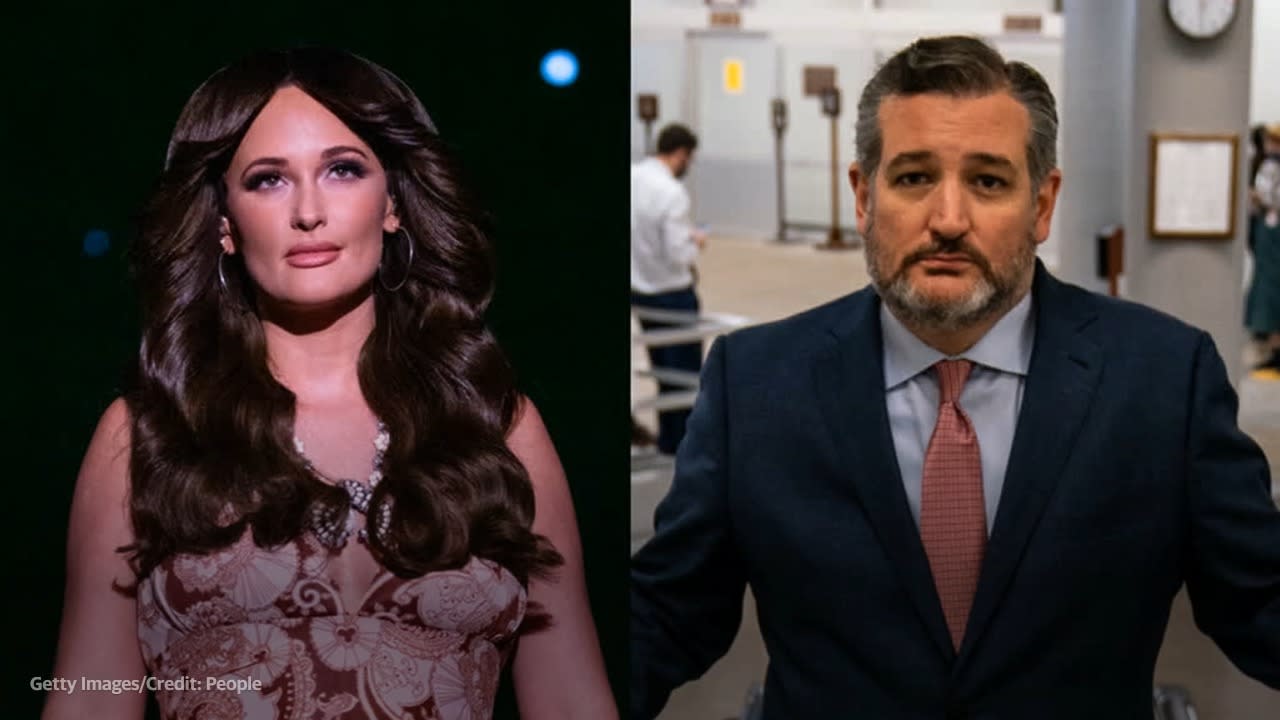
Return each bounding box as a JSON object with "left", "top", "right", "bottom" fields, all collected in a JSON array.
[
  {"left": 1060, "top": 0, "right": 1254, "bottom": 384},
  {"left": 1056, "top": 0, "right": 1134, "bottom": 296}
]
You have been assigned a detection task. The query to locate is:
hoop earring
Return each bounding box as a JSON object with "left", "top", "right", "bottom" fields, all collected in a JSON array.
[
  {"left": 379, "top": 228, "right": 415, "bottom": 292},
  {"left": 218, "top": 251, "right": 232, "bottom": 295},
  {"left": 217, "top": 251, "right": 250, "bottom": 312}
]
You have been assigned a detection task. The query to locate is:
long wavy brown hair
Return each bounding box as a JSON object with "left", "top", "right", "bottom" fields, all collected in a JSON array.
[{"left": 121, "top": 47, "right": 562, "bottom": 598}]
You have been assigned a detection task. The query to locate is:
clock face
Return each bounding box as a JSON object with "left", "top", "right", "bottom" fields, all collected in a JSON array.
[{"left": 1167, "top": 0, "right": 1238, "bottom": 39}]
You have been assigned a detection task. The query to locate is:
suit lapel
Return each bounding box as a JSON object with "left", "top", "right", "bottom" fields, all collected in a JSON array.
[
  {"left": 956, "top": 263, "right": 1103, "bottom": 665},
  {"left": 813, "top": 289, "right": 956, "bottom": 661}
]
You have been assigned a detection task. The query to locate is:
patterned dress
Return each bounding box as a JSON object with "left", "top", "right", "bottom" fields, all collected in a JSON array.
[{"left": 136, "top": 530, "right": 525, "bottom": 720}]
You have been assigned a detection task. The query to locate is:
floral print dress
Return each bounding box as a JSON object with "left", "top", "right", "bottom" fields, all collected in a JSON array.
[{"left": 136, "top": 530, "right": 526, "bottom": 720}]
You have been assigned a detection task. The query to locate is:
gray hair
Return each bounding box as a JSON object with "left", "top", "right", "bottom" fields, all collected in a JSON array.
[{"left": 855, "top": 36, "right": 1058, "bottom": 190}]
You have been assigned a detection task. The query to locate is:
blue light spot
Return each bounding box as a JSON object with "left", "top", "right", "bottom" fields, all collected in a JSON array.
[
  {"left": 83, "top": 229, "right": 110, "bottom": 257},
  {"left": 541, "top": 49, "right": 579, "bottom": 87}
]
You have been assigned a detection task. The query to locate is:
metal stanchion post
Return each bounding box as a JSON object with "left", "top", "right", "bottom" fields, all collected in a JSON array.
[
  {"left": 771, "top": 98, "right": 788, "bottom": 243},
  {"left": 816, "top": 87, "right": 853, "bottom": 251}
]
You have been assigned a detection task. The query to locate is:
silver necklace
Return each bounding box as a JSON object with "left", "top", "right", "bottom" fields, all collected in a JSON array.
[{"left": 295, "top": 420, "right": 393, "bottom": 549}]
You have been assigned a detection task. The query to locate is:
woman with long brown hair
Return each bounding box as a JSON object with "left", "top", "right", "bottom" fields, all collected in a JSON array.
[{"left": 43, "top": 46, "right": 615, "bottom": 719}]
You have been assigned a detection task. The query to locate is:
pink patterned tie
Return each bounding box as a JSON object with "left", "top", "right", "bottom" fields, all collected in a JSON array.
[{"left": 919, "top": 359, "right": 986, "bottom": 651}]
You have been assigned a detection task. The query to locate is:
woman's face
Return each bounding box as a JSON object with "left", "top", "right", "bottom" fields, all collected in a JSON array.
[{"left": 222, "top": 85, "right": 398, "bottom": 314}]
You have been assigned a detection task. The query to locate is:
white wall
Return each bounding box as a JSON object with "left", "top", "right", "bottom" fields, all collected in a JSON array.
[
  {"left": 1251, "top": 0, "right": 1280, "bottom": 124},
  {"left": 633, "top": 0, "right": 1054, "bottom": 10},
  {"left": 631, "top": 34, "right": 689, "bottom": 156},
  {"left": 880, "top": 0, "right": 1053, "bottom": 9},
  {"left": 632, "top": 1, "right": 1065, "bottom": 263}
]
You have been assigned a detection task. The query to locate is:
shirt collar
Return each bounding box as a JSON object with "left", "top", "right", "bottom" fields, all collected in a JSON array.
[
  {"left": 643, "top": 156, "right": 674, "bottom": 179},
  {"left": 881, "top": 290, "right": 1035, "bottom": 390}
]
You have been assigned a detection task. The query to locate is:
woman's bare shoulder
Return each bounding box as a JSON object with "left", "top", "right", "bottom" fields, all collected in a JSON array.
[
  {"left": 82, "top": 398, "right": 131, "bottom": 487},
  {"left": 71, "top": 398, "right": 134, "bottom": 539}
]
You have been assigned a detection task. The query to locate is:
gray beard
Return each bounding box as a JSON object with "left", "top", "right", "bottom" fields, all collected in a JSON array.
[{"left": 863, "top": 214, "right": 1036, "bottom": 334}]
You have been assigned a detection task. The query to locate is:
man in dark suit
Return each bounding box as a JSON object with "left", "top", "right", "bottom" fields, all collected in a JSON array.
[{"left": 630, "top": 35, "right": 1280, "bottom": 719}]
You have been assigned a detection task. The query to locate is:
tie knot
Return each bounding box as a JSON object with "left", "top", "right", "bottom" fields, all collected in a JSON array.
[{"left": 934, "top": 359, "right": 973, "bottom": 405}]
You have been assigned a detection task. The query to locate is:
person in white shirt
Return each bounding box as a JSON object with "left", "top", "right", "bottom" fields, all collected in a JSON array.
[{"left": 631, "top": 124, "right": 708, "bottom": 454}]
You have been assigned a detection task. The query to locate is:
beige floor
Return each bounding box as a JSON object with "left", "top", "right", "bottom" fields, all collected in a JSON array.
[{"left": 632, "top": 235, "right": 1280, "bottom": 719}]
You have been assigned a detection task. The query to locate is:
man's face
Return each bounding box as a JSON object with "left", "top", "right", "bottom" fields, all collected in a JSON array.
[
  {"left": 849, "top": 91, "right": 1061, "bottom": 332},
  {"left": 671, "top": 148, "right": 693, "bottom": 179}
]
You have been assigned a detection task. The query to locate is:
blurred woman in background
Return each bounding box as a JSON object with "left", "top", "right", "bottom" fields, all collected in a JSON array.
[{"left": 1247, "top": 124, "right": 1280, "bottom": 373}]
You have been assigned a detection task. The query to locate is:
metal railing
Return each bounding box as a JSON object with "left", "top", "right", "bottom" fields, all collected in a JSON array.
[
  {"left": 631, "top": 306, "right": 752, "bottom": 553},
  {"left": 630, "top": 306, "right": 749, "bottom": 416}
]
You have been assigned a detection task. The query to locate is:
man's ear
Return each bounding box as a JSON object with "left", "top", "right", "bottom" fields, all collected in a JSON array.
[
  {"left": 849, "top": 162, "right": 873, "bottom": 236},
  {"left": 1033, "top": 168, "right": 1063, "bottom": 246}
]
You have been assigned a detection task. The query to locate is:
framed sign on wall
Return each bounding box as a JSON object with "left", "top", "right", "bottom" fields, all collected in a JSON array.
[{"left": 1148, "top": 132, "right": 1239, "bottom": 240}]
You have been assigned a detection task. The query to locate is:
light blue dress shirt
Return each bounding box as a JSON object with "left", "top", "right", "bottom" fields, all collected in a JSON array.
[{"left": 881, "top": 292, "right": 1035, "bottom": 536}]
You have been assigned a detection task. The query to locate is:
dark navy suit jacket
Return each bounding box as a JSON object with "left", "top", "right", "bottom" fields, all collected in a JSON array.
[{"left": 631, "top": 263, "right": 1280, "bottom": 719}]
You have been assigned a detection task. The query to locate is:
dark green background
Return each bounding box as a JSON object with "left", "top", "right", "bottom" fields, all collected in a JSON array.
[{"left": 6, "top": 3, "right": 628, "bottom": 717}]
